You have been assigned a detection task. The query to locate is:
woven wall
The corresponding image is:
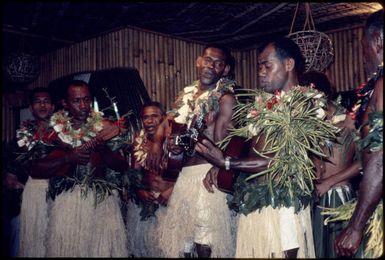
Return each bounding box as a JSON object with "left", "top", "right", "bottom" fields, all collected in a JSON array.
[{"left": 3, "top": 25, "right": 366, "bottom": 143}]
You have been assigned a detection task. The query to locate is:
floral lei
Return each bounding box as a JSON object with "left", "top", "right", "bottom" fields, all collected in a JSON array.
[
  {"left": 16, "top": 120, "right": 56, "bottom": 150},
  {"left": 133, "top": 129, "right": 148, "bottom": 167},
  {"left": 226, "top": 86, "right": 339, "bottom": 214},
  {"left": 50, "top": 109, "right": 104, "bottom": 147},
  {"left": 170, "top": 77, "right": 236, "bottom": 125}
]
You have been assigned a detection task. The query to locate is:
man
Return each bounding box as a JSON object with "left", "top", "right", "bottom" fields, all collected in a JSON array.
[
  {"left": 195, "top": 37, "right": 335, "bottom": 258},
  {"left": 30, "top": 80, "right": 129, "bottom": 257},
  {"left": 3, "top": 87, "right": 55, "bottom": 257},
  {"left": 334, "top": 9, "right": 383, "bottom": 257},
  {"left": 126, "top": 101, "right": 174, "bottom": 257},
  {"left": 149, "top": 43, "right": 237, "bottom": 257},
  {"left": 300, "top": 71, "right": 364, "bottom": 258}
]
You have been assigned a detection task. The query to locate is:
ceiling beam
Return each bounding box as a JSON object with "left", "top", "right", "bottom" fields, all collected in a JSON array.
[{"left": 3, "top": 27, "right": 74, "bottom": 44}]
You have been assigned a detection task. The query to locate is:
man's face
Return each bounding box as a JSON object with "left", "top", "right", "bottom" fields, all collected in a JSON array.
[
  {"left": 30, "top": 92, "right": 54, "bottom": 121},
  {"left": 64, "top": 85, "right": 92, "bottom": 123},
  {"left": 197, "top": 47, "right": 230, "bottom": 88},
  {"left": 141, "top": 106, "right": 163, "bottom": 136},
  {"left": 258, "top": 44, "right": 288, "bottom": 93},
  {"left": 361, "top": 33, "right": 379, "bottom": 77}
]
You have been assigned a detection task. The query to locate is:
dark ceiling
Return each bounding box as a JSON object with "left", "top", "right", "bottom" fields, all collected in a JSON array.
[{"left": 2, "top": 2, "right": 383, "bottom": 56}]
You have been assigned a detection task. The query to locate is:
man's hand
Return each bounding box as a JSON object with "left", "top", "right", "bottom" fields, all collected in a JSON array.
[
  {"left": 202, "top": 166, "right": 219, "bottom": 193},
  {"left": 65, "top": 148, "right": 90, "bottom": 165},
  {"left": 315, "top": 178, "right": 331, "bottom": 197},
  {"left": 157, "top": 187, "right": 174, "bottom": 206},
  {"left": 334, "top": 225, "right": 363, "bottom": 257},
  {"left": 137, "top": 189, "right": 156, "bottom": 203},
  {"left": 195, "top": 139, "right": 225, "bottom": 168},
  {"left": 4, "top": 173, "right": 24, "bottom": 190},
  {"left": 167, "top": 135, "right": 184, "bottom": 155}
]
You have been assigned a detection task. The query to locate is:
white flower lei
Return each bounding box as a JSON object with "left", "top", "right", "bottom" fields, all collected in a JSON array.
[
  {"left": 133, "top": 129, "right": 147, "bottom": 166},
  {"left": 172, "top": 78, "right": 235, "bottom": 126},
  {"left": 50, "top": 109, "right": 104, "bottom": 147}
]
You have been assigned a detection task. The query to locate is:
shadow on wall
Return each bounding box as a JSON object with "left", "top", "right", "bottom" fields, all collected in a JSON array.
[{"left": 47, "top": 67, "right": 151, "bottom": 133}]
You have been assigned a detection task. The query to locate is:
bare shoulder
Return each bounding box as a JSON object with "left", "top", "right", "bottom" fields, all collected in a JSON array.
[{"left": 373, "top": 76, "right": 383, "bottom": 111}]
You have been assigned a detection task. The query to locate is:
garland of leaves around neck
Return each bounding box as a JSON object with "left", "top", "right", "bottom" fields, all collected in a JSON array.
[
  {"left": 354, "top": 64, "right": 383, "bottom": 129},
  {"left": 224, "top": 86, "right": 339, "bottom": 215}
]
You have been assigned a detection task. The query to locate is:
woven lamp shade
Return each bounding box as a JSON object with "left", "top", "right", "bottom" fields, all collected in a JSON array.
[
  {"left": 288, "top": 30, "right": 334, "bottom": 72},
  {"left": 3, "top": 52, "right": 40, "bottom": 83}
]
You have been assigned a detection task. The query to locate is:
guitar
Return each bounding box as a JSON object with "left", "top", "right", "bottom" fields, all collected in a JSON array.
[
  {"left": 46, "top": 122, "right": 121, "bottom": 177},
  {"left": 162, "top": 114, "right": 207, "bottom": 182},
  {"left": 217, "top": 136, "right": 252, "bottom": 194}
]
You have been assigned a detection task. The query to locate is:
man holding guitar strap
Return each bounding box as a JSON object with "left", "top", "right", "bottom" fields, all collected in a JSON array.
[
  {"left": 126, "top": 101, "right": 175, "bottom": 257},
  {"left": 29, "top": 80, "right": 129, "bottom": 257},
  {"left": 151, "top": 44, "right": 238, "bottom": 258}
]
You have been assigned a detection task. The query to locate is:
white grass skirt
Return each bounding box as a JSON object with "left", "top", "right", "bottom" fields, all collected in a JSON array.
[
  {"left": 156, "top": 163, "right": 236, "bottom": 257},
  {"left": 18, "top": 177, "right": 49, "bottom": 257},
  {"left": 46, "top": 186, "right": 128, "bottom": 257}
]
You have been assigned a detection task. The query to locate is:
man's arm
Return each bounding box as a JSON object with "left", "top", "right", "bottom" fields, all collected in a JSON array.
[
  {"left": 213, "top": 93, "right": 236, "bottom": 142},
  {"left": 195, "top": 138, "right": 269, "bottom": 173},
  {"left": 334, "top": 77, "right": 383, "bottom": 257},
  {"left": 30, "top": 148, "right": 90, "bottom": 178}
]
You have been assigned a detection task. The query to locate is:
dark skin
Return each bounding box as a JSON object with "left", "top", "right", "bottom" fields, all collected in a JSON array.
[
  {"left": 133, "top": 106, "right": 174, "bottom": 206},
  {"left": 196, "top": 43, "right": 301, "bottom": 258},
  {"left": 30, "top": 84, "right": 127, "bottom": 179},
  {"left": 5, "top": 91, "right": 55, "bottom": 189},
  {"left": 145, "top": 47, "right": 233, "bottom": 172},
  {"left": 145, "top": 47, "right": 235, "bottom": 258},
  {"left": 334, "top": 20, "right": 384, "bottom": 257}
]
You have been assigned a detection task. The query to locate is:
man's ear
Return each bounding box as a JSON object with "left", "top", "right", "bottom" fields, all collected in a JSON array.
[
  {"left": 196, "top": 56, "right": 203, "bottom": 68},
  {"left": 285, "top": 58, "right": 295, "bottom": 72},
  {"left": 222, "top": 64, "right": 231, "bottom": 77}
]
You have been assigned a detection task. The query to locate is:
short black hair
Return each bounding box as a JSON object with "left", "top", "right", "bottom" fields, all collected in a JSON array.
[
  {"left": 202, "top": 43, "right": 233, "bottom": 66},
  {"left": 141, "top": 101, "right": 166, "bottom": 116},
  {"left": 260, "top": 36, "right": 305, "bottom": 77},
  {"left": 365, "top": 9, "right": 383, "bottom": 40},
  {"left": 65, "top": 80, "right": 91, "bottom": 99},
  {"left": 29, "top": 87, "right": 52, "bottom": 105},
  {"left": 299, "top": 70, "right": 334, "bottom": 98}
]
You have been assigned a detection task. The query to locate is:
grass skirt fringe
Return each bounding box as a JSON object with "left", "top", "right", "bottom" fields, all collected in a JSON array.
[
  {"left": 46, "top": 186, "right": 128, "bottom": 257},
  {"left": 156, "top": 163, "right": 236, "bottom": 257},
  {"left": 126, "top": 201, "right": 167, "bottom": 257},
  {"left": 236, "top": 205, "right": 315, "bottom": 258},
  {"left": 18, "top": 177, "right": 49, "bottom": 257}
]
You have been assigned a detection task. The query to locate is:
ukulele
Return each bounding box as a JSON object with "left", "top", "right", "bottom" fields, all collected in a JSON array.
[
  {"left": 162, "top": 114, "right": 207, "bottom": 182},
  {"left": 46, "top": 122, "right": 121, "bottom": 177},
  {"left": 217, "top": 136, "right": 252, "bottom": 194}
]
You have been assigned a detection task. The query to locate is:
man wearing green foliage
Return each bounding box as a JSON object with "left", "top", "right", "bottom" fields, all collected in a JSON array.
[
  {"left": 195, "top": 37, "right": 337, "bottom": 258},
  {"left": 332, "top": 9, "right": 383, "bottom": 258}
]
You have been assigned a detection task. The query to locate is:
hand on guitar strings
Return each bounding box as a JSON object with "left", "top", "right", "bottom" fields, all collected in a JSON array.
[
  {"left": 202, "top": 166, "right": 219, "bottom": 193},
  {"left": 65, "top": 148, "right": 91, "bottom": 165},
  {"left": 195, "top": 139, "right": 225, "bottom": 168}
]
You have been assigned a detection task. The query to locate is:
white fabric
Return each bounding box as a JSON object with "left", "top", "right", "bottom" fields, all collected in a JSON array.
[
  {"left": 46, "top": 186, "right": 128, "bottom": 257},
  {"left": 156, "top": 163, "right": 237, "bottom": 257},
  {"left": 18, "top": 177, "right": 50, "bottom": 257}
]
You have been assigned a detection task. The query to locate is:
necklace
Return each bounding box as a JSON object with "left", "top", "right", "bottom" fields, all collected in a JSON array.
[{"left": 50, "top": 109, "right": 104, "bottom": 147}]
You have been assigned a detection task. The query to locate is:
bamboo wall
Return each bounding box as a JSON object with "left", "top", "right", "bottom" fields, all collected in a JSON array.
[
  {"left": 324, "top": 26, "right": 366, "bottom": 92},
  {"left": 3, "top": 25, "right": 366, "bottom": 144}
]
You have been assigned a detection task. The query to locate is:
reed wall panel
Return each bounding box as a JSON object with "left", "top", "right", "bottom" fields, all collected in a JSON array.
[
  {"left": 27, "top": 25, "right": 365, "bottom": 112},
  {"left": 3, "top": 25, "right": 368, "bottom": 144}
]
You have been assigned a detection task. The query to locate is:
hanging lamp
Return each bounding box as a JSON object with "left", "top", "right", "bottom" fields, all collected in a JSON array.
[{"left": 287, "top": 3, "right": 334, "bottom": 72}]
